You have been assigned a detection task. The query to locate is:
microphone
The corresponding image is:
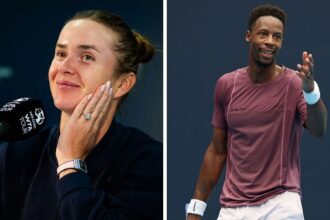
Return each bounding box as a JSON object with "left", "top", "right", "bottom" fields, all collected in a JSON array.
[{"left": 0, "top": 97, "right": 46, "bottom": 142}]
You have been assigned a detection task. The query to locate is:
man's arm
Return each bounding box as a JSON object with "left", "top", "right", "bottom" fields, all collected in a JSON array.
[
  {"left": 306, "top": 99, "right": 327, "bottom": 137},
  {"left": 186, "top": 127, "right": 227, "bottom": 220},
  {"left": 297, "top": 51, "right": 327, "bottom": 137}
]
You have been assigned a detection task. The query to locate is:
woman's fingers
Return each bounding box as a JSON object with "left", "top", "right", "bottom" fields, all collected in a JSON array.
[
  {"left": 80, "top": 81, "right": 111, "bottom": 122},
  {"left": 71, "top": 93, "right": 93, "bottom": 121},
  {"left": 92, "top": 81, "right": 115, "bottom": 125}
]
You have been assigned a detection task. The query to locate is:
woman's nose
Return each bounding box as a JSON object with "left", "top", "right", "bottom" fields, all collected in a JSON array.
[{"left": 58, "top": 55, "right": 76, "bottom": 75}]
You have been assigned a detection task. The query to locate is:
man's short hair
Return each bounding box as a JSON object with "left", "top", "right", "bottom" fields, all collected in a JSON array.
[{"left": 248, "top": 4, "right": 287, "bottom": 31}]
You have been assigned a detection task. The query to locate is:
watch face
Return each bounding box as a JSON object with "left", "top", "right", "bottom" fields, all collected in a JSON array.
[
  {"left": 79, "top": 160, "right": 87, "bottom": 172},
  {"left": 74, "top": 159, "right": 87, "bottom": 173}
]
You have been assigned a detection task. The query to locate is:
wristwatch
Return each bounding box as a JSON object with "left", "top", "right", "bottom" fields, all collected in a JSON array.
[{"left": 57, "top": 159, "right": 88, "bottom": 175}]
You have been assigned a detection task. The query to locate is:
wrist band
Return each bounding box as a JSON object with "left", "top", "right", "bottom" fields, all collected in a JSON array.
[
  {"left": 185, "top": 199, "right": 207, "bottom": 217},
  {"left": 303, "top": 81, "right": 320, "bottom": 105}
]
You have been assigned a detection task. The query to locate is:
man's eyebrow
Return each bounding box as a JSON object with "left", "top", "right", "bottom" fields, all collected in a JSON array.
[
  {"left": 55, "top": 44, "right": 100, "bottom": 53},
  {"left": 257, "top": 29, "right": 282, "bottom": 34}
]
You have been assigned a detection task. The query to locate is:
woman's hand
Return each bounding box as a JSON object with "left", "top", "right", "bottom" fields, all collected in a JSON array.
[{"left": 56, "top": 80, "right": 113, "bottom": 169}]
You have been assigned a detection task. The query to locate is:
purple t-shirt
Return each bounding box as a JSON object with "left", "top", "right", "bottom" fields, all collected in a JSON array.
[{"left": 212, "top": 66, "right": 307, "bottom": 207}]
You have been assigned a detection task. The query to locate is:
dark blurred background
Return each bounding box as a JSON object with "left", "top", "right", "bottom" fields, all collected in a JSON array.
[
  {"left": 0, "top": 0, "right": 163, "bottom": 142},
  {"left": 168, "top": 0, "right": 330, "bottom": 219}
]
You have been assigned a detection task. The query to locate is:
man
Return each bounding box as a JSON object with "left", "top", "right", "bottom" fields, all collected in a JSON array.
[{"left": 186, "top": 4, "right": 327, "bottom": 220}]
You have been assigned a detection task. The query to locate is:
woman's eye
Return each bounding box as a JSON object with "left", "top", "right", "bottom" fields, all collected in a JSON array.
[
  {"left": 56, "top": 51, "right": 66, "bottom": 57},
  {"left": 82, "top": 54, "right": 95, "bottom": 62}
]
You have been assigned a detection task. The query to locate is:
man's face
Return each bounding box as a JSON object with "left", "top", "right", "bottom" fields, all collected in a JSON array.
[{"left": 246, "top": 16, "right": 284, "bottom": 67}]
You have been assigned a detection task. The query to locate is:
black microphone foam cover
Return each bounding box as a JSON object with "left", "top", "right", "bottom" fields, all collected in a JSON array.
[{"left": 0, "top": 97, "right": 46, "bottom": 142}]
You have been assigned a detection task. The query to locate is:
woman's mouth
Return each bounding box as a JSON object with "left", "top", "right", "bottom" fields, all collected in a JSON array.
[{"left": 56, "top": 80, "right": 80, "bottom": 89}]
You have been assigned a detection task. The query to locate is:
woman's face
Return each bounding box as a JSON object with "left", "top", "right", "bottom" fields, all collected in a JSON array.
[{"left": 49, "top": 19, "right": 118, "bottom": 113}]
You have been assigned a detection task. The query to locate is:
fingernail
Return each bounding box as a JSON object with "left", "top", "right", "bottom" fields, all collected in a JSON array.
[
  {"left": 106, "top": 81, "right": 112, "bottom": 95},
  {"left": 87, "top": 93, "right": 93, "bottom": 101},
  {"left": 100, "top": 84, "right": 106, "bottom": 93}
]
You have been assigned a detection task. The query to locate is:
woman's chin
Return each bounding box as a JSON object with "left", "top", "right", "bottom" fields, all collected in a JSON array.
[{"left": 54, "top": 100, "right": 77, "bottom": 114}]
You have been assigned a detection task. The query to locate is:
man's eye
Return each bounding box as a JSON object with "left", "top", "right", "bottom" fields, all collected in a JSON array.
[{"left": 274, "top": 35, "right": 282, "bottom": 40}]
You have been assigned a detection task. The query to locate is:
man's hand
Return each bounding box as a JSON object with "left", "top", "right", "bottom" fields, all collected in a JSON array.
[
  {"left": 296, "top": 51, "right": 327, "bottom": 136},
  {"left": 296, "top": 51, "right": 315, "bottom": 92},
  {"left": 186, "top": 213, "right": 202, "bottom": 220}
]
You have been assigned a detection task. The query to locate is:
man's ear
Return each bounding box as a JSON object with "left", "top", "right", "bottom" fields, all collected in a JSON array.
[
  {"left": 113, "top": 72, "right": 136, "bottom": 98},
  {"left": 245, "top": 30, "right": 251, "bottom": 42}
]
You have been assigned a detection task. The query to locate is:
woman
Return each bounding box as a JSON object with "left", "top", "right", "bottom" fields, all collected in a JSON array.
[{"left": 0, "top": 10, "right": 162, "bottom": 220}]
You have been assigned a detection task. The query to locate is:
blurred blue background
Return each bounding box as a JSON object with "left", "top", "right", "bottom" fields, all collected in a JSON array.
[
  {"left": 0, "top": 0, "right": 163, "bottom": 142},
  {"left": 168, "top": 0, "right": 330, "bottom": 219}
]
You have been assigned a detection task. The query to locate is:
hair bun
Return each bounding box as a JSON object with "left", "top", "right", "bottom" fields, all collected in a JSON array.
[{"left": 133, "top": 31, "right": 155, "bottom": 63}]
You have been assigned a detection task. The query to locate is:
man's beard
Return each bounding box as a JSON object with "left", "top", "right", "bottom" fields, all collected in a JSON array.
[
  {"left": 253, "top": 50, "right": 275, "bottom": 68},
  {"left": 255, "top": 58, "right": 274, "bottom": 67}
]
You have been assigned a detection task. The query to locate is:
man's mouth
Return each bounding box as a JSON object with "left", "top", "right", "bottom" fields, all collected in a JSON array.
[{"left": 259, "top": 49, "right": 275, "bottom": 58}]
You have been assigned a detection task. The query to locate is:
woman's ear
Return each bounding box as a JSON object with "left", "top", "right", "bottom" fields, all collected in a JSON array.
[{"left": 113, "top": 72, "right": 136, "bottom": 98}]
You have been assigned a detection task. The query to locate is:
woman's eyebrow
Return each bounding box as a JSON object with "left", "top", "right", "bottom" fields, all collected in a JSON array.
[{"left": 56, "top": 43, "right": 100, "bottom": 53}]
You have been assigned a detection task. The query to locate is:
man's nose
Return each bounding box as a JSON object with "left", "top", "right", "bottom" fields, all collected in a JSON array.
[{"left": 265, "top": 35, "right": 275, "bottom": 45}]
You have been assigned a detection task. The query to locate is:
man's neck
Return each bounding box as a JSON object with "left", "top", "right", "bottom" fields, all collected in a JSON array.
[{"left": 248, "top": 63, "right": 283, "bottom": 84}]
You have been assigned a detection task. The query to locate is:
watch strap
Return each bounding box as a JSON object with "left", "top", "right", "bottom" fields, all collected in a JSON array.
[{"left": 57, "top": 159, "right": 87, "bottom": 175}]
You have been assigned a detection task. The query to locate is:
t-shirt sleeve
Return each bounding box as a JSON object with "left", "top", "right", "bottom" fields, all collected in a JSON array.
[{"left": 211, "top": 77, "right": 228, "bottom": 130}]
